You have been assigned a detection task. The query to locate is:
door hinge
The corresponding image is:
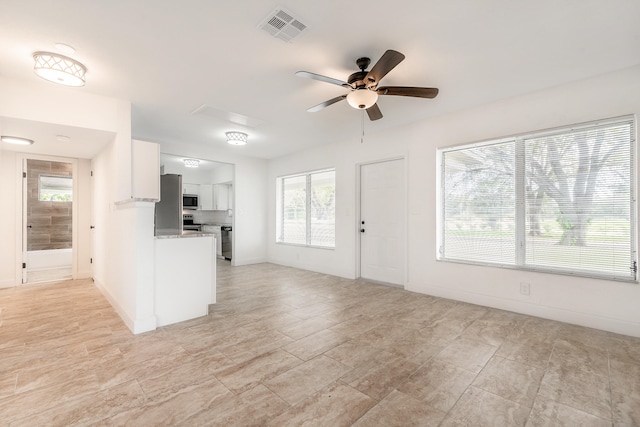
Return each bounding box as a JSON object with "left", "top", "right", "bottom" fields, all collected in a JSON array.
[
  {"left": 91, "top": 170, "right": 93, "bottom": 177},
  {"left": 23, "top": 172, "right": 27, "bottom": 178},
  {"left": 90, "top": 258, "right": 93, "bottom": 264},
  {"left": 22, "top": 262, "right": 26, "bottom": 269}
]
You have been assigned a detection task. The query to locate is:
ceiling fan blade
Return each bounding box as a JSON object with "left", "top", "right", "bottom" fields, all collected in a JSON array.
[
  {"left": 377, "top": 86, "right": 439, "bottom": 98},
  {"left": 295, "top": 71, "right": 351, "bottom": 88},
  {"left": 366, "top": 103, "right": 383, "bottom": 121},
  {"left": 365, "top": 50, "right": 405, "bottom": 86},
  {"left": 307, "top": 95, "right": 347, "bottom": 112}
]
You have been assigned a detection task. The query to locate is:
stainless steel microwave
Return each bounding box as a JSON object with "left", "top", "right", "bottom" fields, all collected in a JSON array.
[{"left": 183, "top": 194, "right": 198, "bottom": 210}]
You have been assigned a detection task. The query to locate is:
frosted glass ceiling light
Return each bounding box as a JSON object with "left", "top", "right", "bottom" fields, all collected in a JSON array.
[
  {"left": 226, "top": 131, "right": 248, "bottom": 146},
  {"left": 33, "top": 51, "right": 86, "bottom": 87},
  {"left": 184, "top": 159, "right": 199, "bottom": 168},
  {"left": 1, "top": 136, "right": 34, "bottom": 145},
  {"left": 346, "top": 89, "right": 378, "bottom": 109}
]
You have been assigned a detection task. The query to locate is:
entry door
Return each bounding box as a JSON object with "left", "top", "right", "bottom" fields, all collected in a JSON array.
[{"left": 359, "top": 159, "right": 405, "bottom": 286}]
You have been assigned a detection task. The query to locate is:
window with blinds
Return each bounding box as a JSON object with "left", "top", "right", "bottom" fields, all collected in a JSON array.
[
  {"left": 277, "top": 169, "right": 336, "bottom": 248},
  {"left": 439, "top": 116, "right": 636, "bottom": 282}
]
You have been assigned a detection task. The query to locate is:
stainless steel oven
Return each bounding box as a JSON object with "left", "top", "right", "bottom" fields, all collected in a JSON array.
[{"left": 182, "top": 214, "right": 201, "bottom": 231}]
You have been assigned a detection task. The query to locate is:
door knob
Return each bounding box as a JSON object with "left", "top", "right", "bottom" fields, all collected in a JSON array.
[
  {"left": 27, "top": 225, "right": 32, "bottom": 229},
  {"left": 360, "top": 228, "right": 365, "bottom": 233}
]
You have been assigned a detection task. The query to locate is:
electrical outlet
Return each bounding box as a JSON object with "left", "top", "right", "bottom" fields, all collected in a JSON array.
[{"left": 520, "top": 282, "right": 530, "bottom": 296}]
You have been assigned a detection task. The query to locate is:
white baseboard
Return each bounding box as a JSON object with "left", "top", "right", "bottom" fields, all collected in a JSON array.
[
  {"left": 133, "top": 315, "right": 158, "bottom": 334},
  {"left": 232, "top": 257, "right": 267, "bottom": 266},
  {"left": 0, "top": 279, "right": 17, "bottom": 289},
  {"left": 411, "top": 283, "right": 640, "bottom": 338},
  {"left": 267, "top": 257, "right": 355, "bottom": 280},
  {"left": 93, "top": 278, "right": 156, "bottom": 335}
]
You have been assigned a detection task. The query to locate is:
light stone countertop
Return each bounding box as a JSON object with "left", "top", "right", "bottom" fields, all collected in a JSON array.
[{"left": 155, "top": 230, "right": 215, "bottom": 239}]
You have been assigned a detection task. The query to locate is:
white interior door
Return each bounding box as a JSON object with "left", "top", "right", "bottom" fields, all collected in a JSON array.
[{"left": 359, "top": 159, "right": 405, "bottom": 286}]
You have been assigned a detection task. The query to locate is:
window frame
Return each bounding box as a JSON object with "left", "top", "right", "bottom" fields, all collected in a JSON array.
[
  {"left": 437, "top": 115, "right": 637, "bottom": 283},
  {"left": 276, "top": 168, "right": 336, "bottom": 249},
  {"left": 38, "top": 174, "right": 73, "bottom": 202}
]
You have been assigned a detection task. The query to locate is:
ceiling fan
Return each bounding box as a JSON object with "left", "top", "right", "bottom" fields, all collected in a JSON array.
[{"left": 296, "top": 49, "right": 439, "bottom": 121}]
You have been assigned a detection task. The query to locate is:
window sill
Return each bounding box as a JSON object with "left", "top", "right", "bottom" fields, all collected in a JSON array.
[{"left": 436, "top": 257, "right": 638, "bottom": 284}]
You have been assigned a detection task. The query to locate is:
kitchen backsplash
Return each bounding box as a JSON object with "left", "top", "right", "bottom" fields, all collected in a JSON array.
[{"left": 191, "top": 210, "right": 232, "bottom": 225}]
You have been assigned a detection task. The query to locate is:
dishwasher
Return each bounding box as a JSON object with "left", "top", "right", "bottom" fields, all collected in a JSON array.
[{"left": 221, "top": 225, "right": 232, "bottom": 260}]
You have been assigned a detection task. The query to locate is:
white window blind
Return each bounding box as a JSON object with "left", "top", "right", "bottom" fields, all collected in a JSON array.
[
  {"left": 281, "top": 174, "right": 307, "bottom": 245},
  {"left": 442, "top": 141, "right": 516, "bottom": 265},
  {"left": 440, "top": 116, "right": 636, "bottom": 282},
  {"left": 278, "top": 169, "right": 335, "bottom": 248}
]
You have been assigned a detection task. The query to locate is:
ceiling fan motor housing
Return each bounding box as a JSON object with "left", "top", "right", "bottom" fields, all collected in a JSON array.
[
  {"left": 348, "top": 71, "right": 368, "bottom": 87},
  {"left": 349, "top": 57, "right": 374, "bottom": 88}
]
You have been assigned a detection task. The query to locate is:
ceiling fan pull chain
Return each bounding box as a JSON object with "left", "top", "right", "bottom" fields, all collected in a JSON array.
[{"left": 361, "top": 109, "right": 365, "bottom": 143}]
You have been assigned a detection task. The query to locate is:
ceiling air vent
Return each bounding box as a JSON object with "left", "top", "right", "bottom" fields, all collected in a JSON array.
[{"left": 259, "top": 7, "right": 307, "bottom": 43}]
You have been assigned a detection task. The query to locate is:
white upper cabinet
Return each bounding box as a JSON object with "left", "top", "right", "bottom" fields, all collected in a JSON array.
[
  {"left": 183, "top": 183, "right": 199, "bottom": 195},
  {"left": 213, "top": 184, "right": 229, "bottom": 210},
  {"left": 200, "top": 184, "right": 213, "bottom": 210},
  {"left": 131, "top": 139, "right": 160, "bottom": 200}
]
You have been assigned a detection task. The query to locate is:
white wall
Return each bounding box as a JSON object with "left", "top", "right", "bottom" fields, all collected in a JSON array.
[
  {"left": 212, "top": 164, "right": 233, "bottom": 184},
  {"left": 92, "top": 138, "right": 157, "bottom": 334},
  {"left": 92, "top": 142, "right": 158, "bottom": 333},
  {"left": 267, "top": 65, "right": 640, "bottom": 337},
  {"left": 160, "top": 142, "right": 268, "bottom": 266}
]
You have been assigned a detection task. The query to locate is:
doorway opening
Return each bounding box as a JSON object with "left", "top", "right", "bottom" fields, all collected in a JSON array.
[{"left": 22, "top": 158, "right": 74, "bottom": 284}]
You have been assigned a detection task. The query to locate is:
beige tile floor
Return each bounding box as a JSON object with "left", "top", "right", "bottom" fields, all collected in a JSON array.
[{"left": 1, "top": 261, "right": 639, "bottom": 426}]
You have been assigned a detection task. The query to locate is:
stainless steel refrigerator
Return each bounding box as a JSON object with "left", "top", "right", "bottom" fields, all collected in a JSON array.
[{"left": 155, "top": 174, "right": 183, "bottom": 235}]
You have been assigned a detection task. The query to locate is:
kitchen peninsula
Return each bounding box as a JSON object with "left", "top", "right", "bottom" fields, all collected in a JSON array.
[{"left": 154, "top": 231, "right": 216, "bottom": 326}]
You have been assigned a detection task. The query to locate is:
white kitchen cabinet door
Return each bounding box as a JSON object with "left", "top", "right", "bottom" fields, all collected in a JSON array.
[
  {"left": 131, "top": 139, "right": 160, "bottom": 200},
  {"left": 213, "top": 184, "right": 229, "bottom": 210},
  {"left": 183, "top": 183, "right": 199, "bottom": 195},
  {"left": 227, "top": 185, "right": 233, "bottom": 209},
  {"left": 200, "top": 184, "right": 213, "bottom": 210}
]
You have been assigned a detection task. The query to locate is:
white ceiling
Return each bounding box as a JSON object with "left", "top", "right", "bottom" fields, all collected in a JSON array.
[{"left": 1, "top": 1, "right": 639, "bottom": 160}]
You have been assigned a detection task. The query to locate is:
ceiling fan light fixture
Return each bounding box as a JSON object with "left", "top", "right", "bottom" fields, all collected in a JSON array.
[
  {"left": 184, "top": 159, "right": 199, "bottom": 168},
  {"left": 346, "top": 89, "right": 378, "bottom": 110},
  {"left": 33, "top": 51, "right": 86, "bottom": 87},
  {"left": 226, "top": 131, "right": 248, "bottom": 146},
  {"left": 1, "top": 135, "right": 34, "bottom": 145}
]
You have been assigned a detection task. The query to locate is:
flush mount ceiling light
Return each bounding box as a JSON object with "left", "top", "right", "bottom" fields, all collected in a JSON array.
[
  {"left": 346, "top": 89, "right": 379, "bottom": 110},
  {"left": 226, "top": 131, "right": 248, "bottom": 146},
  {"left": 33, "top": 51, "right": 86, "bottom": 87},
  {"left": 1, "top": 136, "right": 34, "bottom": 146},
  {"left": 184, "top": 159, "right": 199, "bottom": 168}
]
